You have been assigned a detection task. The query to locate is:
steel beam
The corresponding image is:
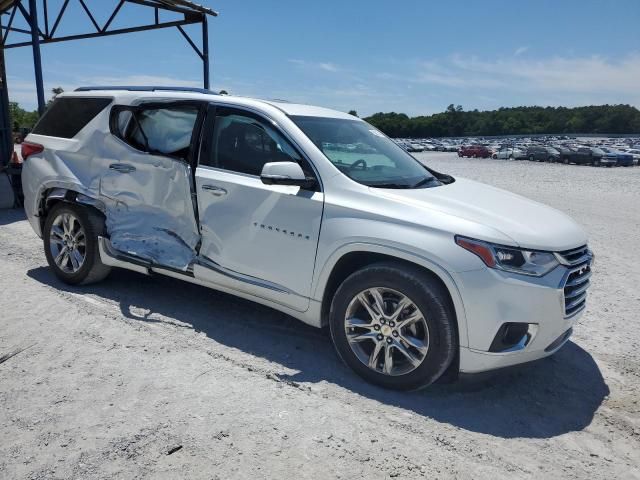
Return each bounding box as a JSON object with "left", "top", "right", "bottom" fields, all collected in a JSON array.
[
  {"left": 28, "top": 0, "right": 45, "bottom": 113},
  {"left": 202, "top": 15, "right": 209, "bottom": 89},
  {"left": 0, "top": 26, "right": 12, "bottom": 165},
  {"left": 4, "top": 18, "right": 202, "bottom": 48}
]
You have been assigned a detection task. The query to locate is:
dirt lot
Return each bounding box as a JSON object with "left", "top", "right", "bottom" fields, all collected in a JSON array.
[{"left": 1, "top": 153, "right": 639, "bottom": 479}]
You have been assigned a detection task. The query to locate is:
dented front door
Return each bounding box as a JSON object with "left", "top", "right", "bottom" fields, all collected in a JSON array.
[{"left": 193, "top": 106, "right": 323, "bottom": 311}]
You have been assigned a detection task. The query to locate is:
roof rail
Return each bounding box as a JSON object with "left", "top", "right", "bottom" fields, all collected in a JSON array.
[{"left": 74, "top": 86, "right": 218, "bottom": 95}]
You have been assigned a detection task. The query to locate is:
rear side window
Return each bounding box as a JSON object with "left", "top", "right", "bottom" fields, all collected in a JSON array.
[
  {"left": 112, "top": 105, "right": 200, "bottom": 160},
  {"left": 32, "top": 97, "right": 112, "bottom": 139}
]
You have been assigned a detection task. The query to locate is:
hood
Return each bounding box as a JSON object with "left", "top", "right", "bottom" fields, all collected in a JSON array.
[{"left": 374, "top": 177, "right": 587, "bottom": 251}]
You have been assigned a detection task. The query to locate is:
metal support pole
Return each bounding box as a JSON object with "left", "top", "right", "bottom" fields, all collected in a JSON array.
[
  {"left": 202, "top": 15, "right": 209, "bottom": 90},
  {"left": 0, "top": 11, "right": 13, "bottom": 166},
  {"left": 29, "top": 0, "right": 46, "bottom": 114}
]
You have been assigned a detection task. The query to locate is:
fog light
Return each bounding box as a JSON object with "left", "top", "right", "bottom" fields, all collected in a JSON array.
[{"left": 489, "top": 322, "right": 537, "bottom": 353}]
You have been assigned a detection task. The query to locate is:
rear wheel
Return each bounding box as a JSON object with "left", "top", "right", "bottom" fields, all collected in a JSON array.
[
  {"left": 593, "top": 159, "right": 601, "bottom": 167},
  {"left": 563, "top": 157, "right": 570, "bottom": 164},
  {"left": 329, "top": 263, "right": 456, "bottom": 390},
  {"left": 529, "top": 155, "right": 535, "bottom": 161},
  {"left": 43, "top": 203, "right": 111, "bottom": 285}
]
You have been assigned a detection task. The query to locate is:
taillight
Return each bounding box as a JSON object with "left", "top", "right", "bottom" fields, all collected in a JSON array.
[{"left": 21, "top": 141, "right": 44, "bottom": 160}]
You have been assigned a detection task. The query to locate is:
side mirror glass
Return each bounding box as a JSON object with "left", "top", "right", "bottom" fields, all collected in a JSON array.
[{"left": 260, "top": 161, "right": 315, "bottom": 189}]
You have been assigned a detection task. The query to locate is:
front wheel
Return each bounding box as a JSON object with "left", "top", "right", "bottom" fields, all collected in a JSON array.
[
  {"left": 329, "top": 263, "right": 456, "bottom": 390},
  {"left": 43, "top": 203, "right": 111, "bottom": 285}
]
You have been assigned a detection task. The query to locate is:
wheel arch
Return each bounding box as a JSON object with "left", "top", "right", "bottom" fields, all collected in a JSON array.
[
  {"left": 38, "top": 186, "right": 106, "bottom": 232},
  {"left": 314, "top": 244, "right": 469, "bottom": 348}
]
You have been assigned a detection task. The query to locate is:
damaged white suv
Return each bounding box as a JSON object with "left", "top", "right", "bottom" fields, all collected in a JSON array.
[{"left": 21, "top": 87, "right": 593, "bottom": 390}]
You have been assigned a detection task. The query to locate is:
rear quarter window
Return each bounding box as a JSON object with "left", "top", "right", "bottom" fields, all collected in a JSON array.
[{"left": 32, "top": 97, "right": 112, "bottom": 139}]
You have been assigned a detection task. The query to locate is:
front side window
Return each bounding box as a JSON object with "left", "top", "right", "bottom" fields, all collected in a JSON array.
[
  {"left": 291, "top": 116, "right": 438, "bottom": 188},
  {"left": 204, "top": 107, "right": 302, "bottom": 176}
]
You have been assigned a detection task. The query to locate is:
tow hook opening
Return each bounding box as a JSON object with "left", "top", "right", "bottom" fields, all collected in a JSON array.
[{"left": 489, "top": 322, "right": 537, "bottom": 353}]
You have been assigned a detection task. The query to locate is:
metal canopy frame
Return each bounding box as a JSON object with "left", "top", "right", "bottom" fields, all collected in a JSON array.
[{"left": 0, "top": 0, "right": 217, "bottom": 164}]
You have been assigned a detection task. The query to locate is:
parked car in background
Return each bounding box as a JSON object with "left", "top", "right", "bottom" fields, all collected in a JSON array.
[
  {"left": 493, "top": 146, "right": 527, "bottom": 160},
  {"left": 526, "top": 145, "right": 559, "bottom": 162},
  {"left": 553, "top": 145, "right": 573, "bottom": 163},
  {"left": 458, "top": 145, "right": 491, "bottom": 158},
  {"left": 558, "top": 147, "right": 601, "bottom": 165},
  {"left": 623, "top": 148, "right": 640, "bottom": 164},
  {"left": 406, "top": 143, "right": 425, "bottom": 153},
  {"left": 599, "top": 147, "right": 634, "bottom": 167},
  {"left": 594, "top": 148, "right": 617, "bottom": 167}
]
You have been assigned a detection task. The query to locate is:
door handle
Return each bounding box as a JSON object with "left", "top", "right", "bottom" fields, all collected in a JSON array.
[
  {"left": 202, "top": 184, "right": 227, "bottom": 196},
  {"left": 109, "top": 163, "right": 136, "bottom": 174}
]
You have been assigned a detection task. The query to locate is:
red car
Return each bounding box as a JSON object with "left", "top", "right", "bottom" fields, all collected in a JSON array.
[{"left": 458, "top": 145, "right": 491, "bottom": 158}]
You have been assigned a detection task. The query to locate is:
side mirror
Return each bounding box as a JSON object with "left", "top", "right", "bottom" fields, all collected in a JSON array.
[{"left": 260, "top": 161, "right": 316, "bottom": 189}]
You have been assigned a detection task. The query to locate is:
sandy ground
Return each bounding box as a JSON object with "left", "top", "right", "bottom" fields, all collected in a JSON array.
[{"left": 1, "top": 152, "right": 639, "bottom": 479}]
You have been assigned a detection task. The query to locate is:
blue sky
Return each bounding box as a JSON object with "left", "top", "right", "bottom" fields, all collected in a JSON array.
[{"left": 4, "top": 0, "right": 640, "bottom": 116}]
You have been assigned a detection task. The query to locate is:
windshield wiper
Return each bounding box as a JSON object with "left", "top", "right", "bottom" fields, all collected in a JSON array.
[
  {"left": 409, "top": 177, "right": 439, "bottom": 188},
  {"left": 368, "top": 183, "right": 412, "bottom": 189}
]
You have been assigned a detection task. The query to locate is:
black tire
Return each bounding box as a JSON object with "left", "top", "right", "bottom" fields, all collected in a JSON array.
[
  {"left": 548, "top": 156, "right": 554, "bottom": 163},
  {"left": 529, "top": 155, "right": 535, "bottom": 161},
  {"left": 492, "top": 154, "right": 497, "bottom": 159},
  {"left": 509, "top": 155, "right": 514, "bottom": 160},
  {"left": 593, "top": 160, "right": 601, "bottom": 167},
  {"left": 43, "top": 202, "right": 111, "bottom": 285},
  {"left": 563, "top": 157, "right": 570, "bottom": 164},
  {"left": 329, "top": 262, "right": 457, "bottom": 390}
]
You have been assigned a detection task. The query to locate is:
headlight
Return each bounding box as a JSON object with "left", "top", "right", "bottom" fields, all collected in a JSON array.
[{"left": 455, "top": 236, "right": 560, "bottom": 277}]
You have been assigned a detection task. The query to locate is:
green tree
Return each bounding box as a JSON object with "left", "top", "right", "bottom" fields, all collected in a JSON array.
[{"left": 365, "top": 104, "right": 640, "bottom": 137}]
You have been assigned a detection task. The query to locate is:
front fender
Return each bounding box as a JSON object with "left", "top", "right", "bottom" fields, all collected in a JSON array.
[{"left": 312, "top": 241, "right": 470, "bottom": 347}]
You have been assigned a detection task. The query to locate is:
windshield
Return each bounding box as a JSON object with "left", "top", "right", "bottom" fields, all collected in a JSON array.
[{"left": 290, "top": 116, "right": 439, "bottom": 188}]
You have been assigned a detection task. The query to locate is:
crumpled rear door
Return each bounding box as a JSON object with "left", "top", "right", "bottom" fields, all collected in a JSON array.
[{"left": 99, "top": 103, "right": 203, "bottom": 270}]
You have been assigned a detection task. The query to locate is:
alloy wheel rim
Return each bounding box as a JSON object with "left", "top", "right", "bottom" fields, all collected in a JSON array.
[
  {"left": 344, "top": 287, "right": 429, "bottom": 376},
  {"left": 49, "top": 212, "right": 87, "bottom": 274}
]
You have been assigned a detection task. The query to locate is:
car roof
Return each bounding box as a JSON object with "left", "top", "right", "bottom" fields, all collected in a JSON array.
[{"left": 60, "top": 88, "right": 358, "bottom": 120}]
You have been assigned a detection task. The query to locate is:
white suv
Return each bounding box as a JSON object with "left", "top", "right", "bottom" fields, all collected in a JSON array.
[{"left": 21, "top": 87, "right": 593, "bottom": 390}]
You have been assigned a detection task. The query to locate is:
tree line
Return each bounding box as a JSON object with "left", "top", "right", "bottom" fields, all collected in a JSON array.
[
  {"left": 363, "top": 104, "right": 640, "bottom": 138},
  {"left": 10, "top": 93, "right": 640, "bottom": 138}
]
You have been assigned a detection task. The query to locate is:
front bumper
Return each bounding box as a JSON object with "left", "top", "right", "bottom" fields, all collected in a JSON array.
[
  {"left": 600, "top": 157, "right": 617, "bottom": 166},
  {"left": 454, "top": 261, "right": 590, "bottom": 374}
]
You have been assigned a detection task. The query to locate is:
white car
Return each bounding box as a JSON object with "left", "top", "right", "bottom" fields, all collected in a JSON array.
[
  {"left": 21, "top": 87, "right": 593, "bottom": 390},
  {"left": 493, "top": 146, "right": 526, "bottom": 160}
]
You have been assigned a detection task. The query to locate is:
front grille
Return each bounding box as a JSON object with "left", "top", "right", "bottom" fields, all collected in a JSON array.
[
  {"left": 557, "top": 245, "right": 590, "bottom": 266},
  {"left": 563, "top": 262, "right": 591, "bottom": 317}
]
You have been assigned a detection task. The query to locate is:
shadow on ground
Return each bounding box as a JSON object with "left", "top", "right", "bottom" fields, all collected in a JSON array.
[
  {"left": 0, "top": 207, "right": 26, "bottom": 226},
  {"left": 28, "top": 265, "right": 609, "bottom": 439}
]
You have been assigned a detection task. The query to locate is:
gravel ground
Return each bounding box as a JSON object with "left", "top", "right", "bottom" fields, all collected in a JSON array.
[{"left": 1, "top": 152, "right": 639, "bottom": 479}]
